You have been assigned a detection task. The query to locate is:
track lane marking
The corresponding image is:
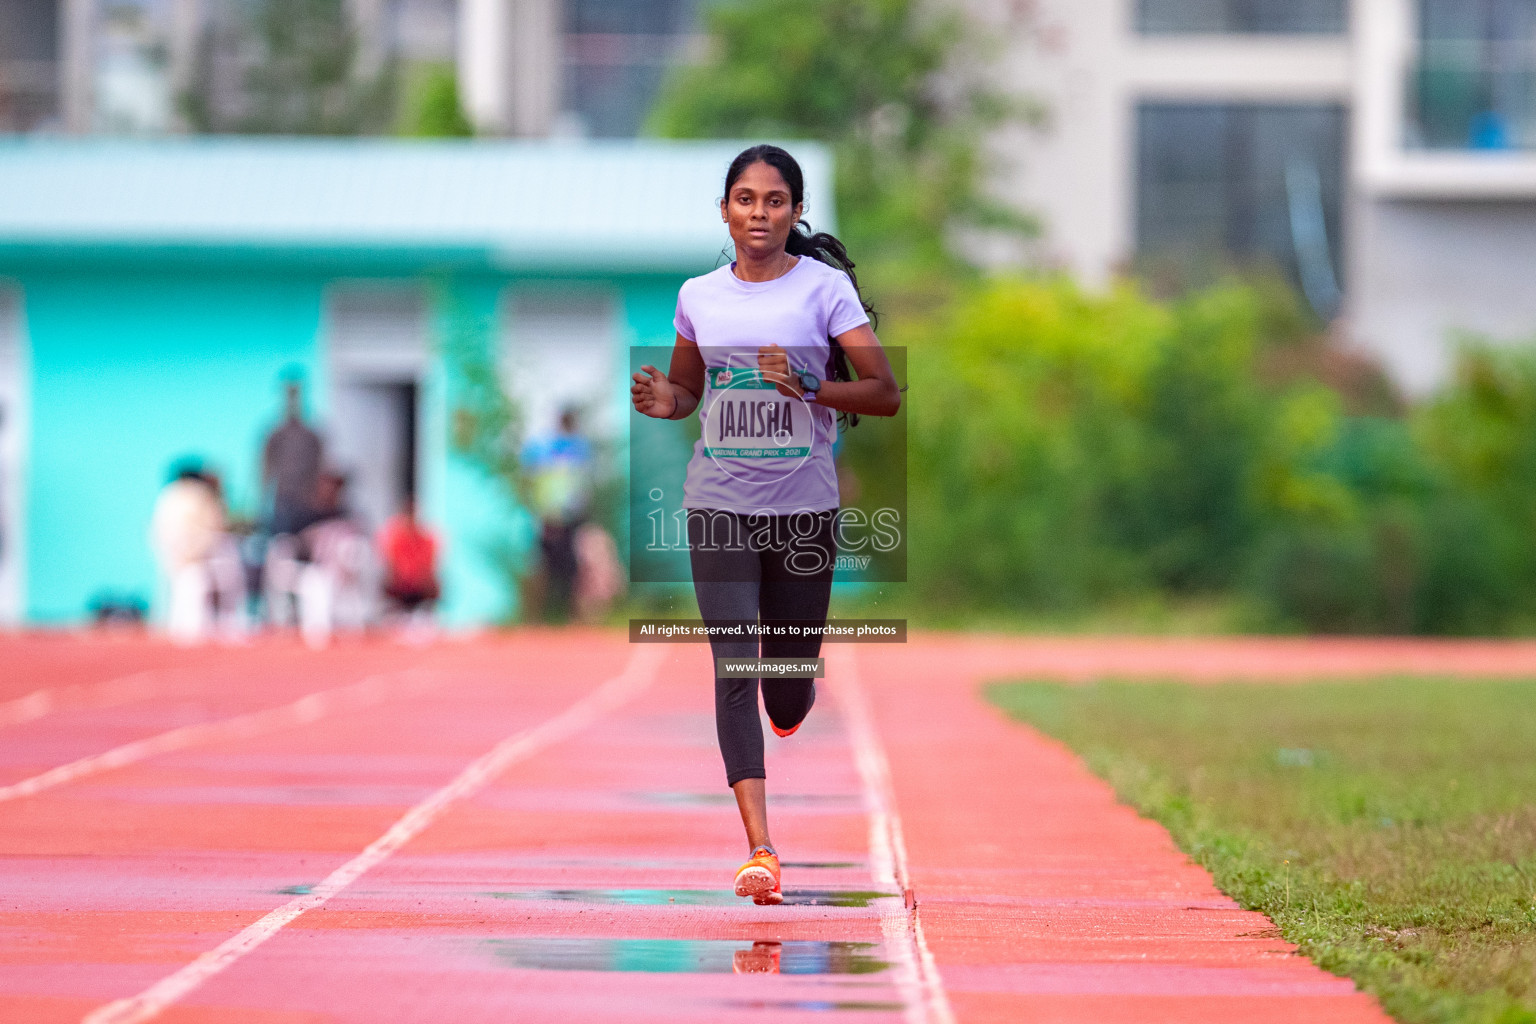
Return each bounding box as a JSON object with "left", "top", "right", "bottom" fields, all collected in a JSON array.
[
  {"left": 0, "top": 670, "right": 166, "bottom": 729},
  {"left": 0, "top": 667, "right": 443, "bottom": 803},
  {"left": 831, "top": 646, "right": 955, "bottom": 1024},
  {"left": 81, "top": 643, "right": 666, "bottom": 1024}
]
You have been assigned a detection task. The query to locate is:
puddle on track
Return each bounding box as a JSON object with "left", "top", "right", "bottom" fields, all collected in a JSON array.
[
  {"left": 720, "top": 999, "right": 906, "bottom": 1013},
  {"left": 782, "top": 862, "right": 860, "bottom": 870},
  {"left": 486, "top": 938, "right": 889, "bottom": 975},
  {"left": 485, "top": 888, "right": 894, "bottom": 908}
]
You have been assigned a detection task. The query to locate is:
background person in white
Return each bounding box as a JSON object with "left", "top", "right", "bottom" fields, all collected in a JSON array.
[{"left": 631, "top": 145, "right": 901, "bottom": 905}]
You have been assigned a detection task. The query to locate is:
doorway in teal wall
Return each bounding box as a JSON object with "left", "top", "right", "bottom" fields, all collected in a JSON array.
[{"left": 326, "top": 285, "right": 428, "bottom": 532}]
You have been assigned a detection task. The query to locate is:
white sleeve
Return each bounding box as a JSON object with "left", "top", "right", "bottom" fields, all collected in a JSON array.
[{"left": 826, "top": 272, "right": 870, "bottom": 337}]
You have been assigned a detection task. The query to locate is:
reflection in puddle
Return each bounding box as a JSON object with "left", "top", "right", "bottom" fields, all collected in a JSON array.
[
  {"left": 487, "top": 888, "right": 736, "bottom": 907},
  {"left": 722, "top": 999, "right": 906, "bottom": 1012},
  {"left": 486, "top": 888, "right": 893, "bottom": 908},
  {"left": 486, "top": 938, "right": 888, "bottom": 975},
  {"left": 782, "top": 861, "right": 860, "bottom": 870},
  {"left": 778, "top": 890, "right": 891, "bottom": 908}
]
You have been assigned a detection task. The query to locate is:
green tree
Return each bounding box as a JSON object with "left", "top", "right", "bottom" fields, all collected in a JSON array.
[
  {"left": 184, "top": 0, "right": 395, "bottom": 135},
  {"left": 648, "top": 0, "right": 1032, "bottom": 297},
  {"left": 396, "top": 63, "right": 474, "bottom": 138},
  {"left": 905, "top": 276, "right": 1422, "bottom": 626}
]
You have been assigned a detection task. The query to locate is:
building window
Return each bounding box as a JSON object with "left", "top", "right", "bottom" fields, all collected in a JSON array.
[
  {"left": 97, "top": 0, "right": 176, "bottom": 133},
  {"left": 327, "top": 286, "right": 429, "bottom": 377},
  {"left": 1410, "top": 0, "right": 1536, "bottom": 149},
  {"left": 502, "top": 288, "right": 617, "bottom": 438},
  {"left": 325, "top": 285, "right": 429, "bottom": 530},
  {"left": 562, "top": 0, "right": 700, "bottom": 137},
  {"left": 1136, "top": 103, "right": 1346, "bottom": 315},
  {"left": 1137, "top": 0, "right": 1346, "bottom": 34},
  {"left": 0, "top": 0, "right": 60, "bottom": 131}
]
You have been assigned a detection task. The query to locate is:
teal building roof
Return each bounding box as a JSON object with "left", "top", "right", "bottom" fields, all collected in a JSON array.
[{"left": 0, "top": 138, "right": 835, "bottom": 271}]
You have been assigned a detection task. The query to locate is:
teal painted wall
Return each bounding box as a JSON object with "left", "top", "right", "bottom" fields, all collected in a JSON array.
[
  {"left": 19, "top": 268, "right": 326, "bottom": 622},
  {"left": 9, "top": 263, "right": 692, "bottom": 626}
]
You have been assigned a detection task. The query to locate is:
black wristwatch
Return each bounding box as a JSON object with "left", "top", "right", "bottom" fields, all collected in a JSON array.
[{"left": 796, "top": 369, "right": 822, "bottom": 399}]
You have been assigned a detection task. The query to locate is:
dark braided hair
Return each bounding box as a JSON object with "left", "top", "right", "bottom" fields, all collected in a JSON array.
[{"left": 724, "top": 144, "right": 877, "bottom": 427}]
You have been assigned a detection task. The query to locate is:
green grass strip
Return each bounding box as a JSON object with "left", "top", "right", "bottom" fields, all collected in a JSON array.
[{"left": 987, "top": 677, "right": 1536, "bottom": 1024}]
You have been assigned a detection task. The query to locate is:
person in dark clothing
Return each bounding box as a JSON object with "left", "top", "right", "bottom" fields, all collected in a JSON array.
[
  {"left": 521, "top": 408, "right": 593, "bottom": 622},
  {"left": 630, "top": 145, "right": 902, "bottom": 906},
  {"left": 261, "top": 374, "right": 324, "bottom": 537}
]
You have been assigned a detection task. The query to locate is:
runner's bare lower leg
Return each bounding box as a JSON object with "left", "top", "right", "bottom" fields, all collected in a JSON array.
[{"left": 732, "top": 778, "right": 772, "bottom": 852}]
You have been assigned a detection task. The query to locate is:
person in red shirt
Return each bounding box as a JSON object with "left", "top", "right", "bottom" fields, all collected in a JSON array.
[{"left": 376, "top": 497, "right": 440, "bottom": 613}]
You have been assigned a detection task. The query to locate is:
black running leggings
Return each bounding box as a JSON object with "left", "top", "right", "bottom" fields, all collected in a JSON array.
[{"left": 687, "top": 509, "right": 836, "bottom": 787}]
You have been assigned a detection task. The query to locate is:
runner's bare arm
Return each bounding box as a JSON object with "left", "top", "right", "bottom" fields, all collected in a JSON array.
[
  {"left": 757, "top": 324, "right": 900, "bottom": 416},
  {"left": 631, "top": 333, "right": 704, "bottom": 419}
]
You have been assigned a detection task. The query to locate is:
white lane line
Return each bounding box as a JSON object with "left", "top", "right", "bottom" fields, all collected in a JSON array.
[
  {"left": 831, "top": 646, "right": 955, "bottom": 1024},
  {"left": 82, "top": 643, "right": 666, "bottom": 1024},
  {"left": 0, "top": 669, "right": 440, "bottom": 804},
  {"left": 0, "top": 670, "right": 165, "bottom": 729}
]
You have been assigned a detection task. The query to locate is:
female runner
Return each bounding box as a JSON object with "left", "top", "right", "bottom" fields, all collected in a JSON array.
[{"left": 630, "top": 144, "right": 901, "bottom": 904}]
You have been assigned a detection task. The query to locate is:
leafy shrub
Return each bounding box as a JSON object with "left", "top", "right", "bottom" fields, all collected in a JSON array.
[
  {"left": 908, "top": 277, "right": 1283, "bottom": 611},
  {"left": 1412, "top": 343, "right": 1536, "bottom": 630},
  {"left": 906, "top": 279, "right": 1536, "bottom": 635}
]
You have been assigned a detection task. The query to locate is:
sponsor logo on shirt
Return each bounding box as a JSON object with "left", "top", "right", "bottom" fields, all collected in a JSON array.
[{"left": 703, "top": 367, "right": 814, "bottom": 459}]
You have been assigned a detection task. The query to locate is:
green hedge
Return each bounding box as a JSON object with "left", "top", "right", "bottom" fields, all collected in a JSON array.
[{"left": 903, "top": 278, "right": 1536, "bottom": 634}]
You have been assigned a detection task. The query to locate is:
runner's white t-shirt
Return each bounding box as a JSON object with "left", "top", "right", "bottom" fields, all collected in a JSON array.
[{"left": 673, "top": 256, "right": 870, "bottom": 514}]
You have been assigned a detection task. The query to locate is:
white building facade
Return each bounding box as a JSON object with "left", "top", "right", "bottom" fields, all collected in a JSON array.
[
  {"left": 8, "top": 0, "right": 1532, "bottom": 390},
  {"left": 986, "top": 0, "right": 1536, "bottom": 393},
  {"left": 0, "top": 0, "right": 698, "bottom": 138}
]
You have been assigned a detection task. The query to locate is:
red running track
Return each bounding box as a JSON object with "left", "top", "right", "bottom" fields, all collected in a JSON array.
[{"left": 6, "top": 631, "right": 1530, "bottom": 1023}]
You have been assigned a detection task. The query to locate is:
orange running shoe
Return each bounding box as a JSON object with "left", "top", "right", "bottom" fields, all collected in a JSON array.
[
  {"left": 733, "top": 940, "right": 783, "bottom": 974},
  {"left": 734, "top": 846, "right": 783, "bottom": 905}
]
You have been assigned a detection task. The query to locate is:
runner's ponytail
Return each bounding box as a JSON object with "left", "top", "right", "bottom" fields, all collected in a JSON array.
[
  {"left": 785, "top": 225, "right": 872, "bottom": 429},
  {"left": 724, "top": 144, "right": 879, "bottom": 429},
  {"left": 783, "top": 225, "right": 878, "bottom": 332}
]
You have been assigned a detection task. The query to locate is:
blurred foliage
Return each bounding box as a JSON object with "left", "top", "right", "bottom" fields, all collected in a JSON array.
[
  {"left": 439, "top": 290, "right": 628, "bottom": 623},
  {"left": 439, "top": 292, "right": 521, "bottom": 487},
  {"left": 183, "top": 0, "right": 395, "bottom": 134},
  {"left": 395, "top": 63, "right": 474, "bottom": 138},
  {"left": 904, "top": 276, "right": 1536, "bottom": 635},
  {"left": 909, "top": 277, "right": 1297, "bottom": 610},
  {"left": 648, "top": 0, "right": 1035, "bottom": 307}
]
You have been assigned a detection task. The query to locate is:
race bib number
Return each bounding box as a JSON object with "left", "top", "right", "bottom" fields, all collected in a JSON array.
[{"left": 703, "top": 367, "right": 815, "bottom": 458}]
